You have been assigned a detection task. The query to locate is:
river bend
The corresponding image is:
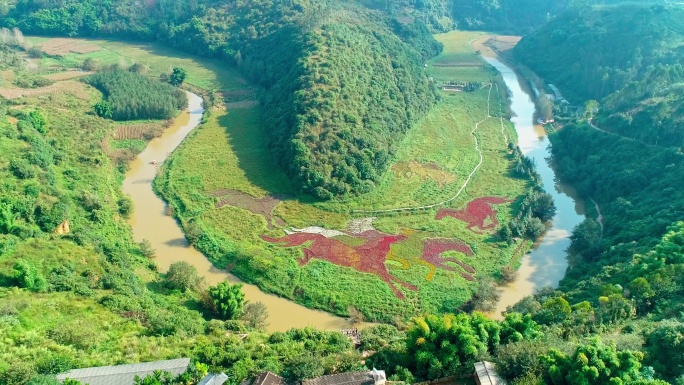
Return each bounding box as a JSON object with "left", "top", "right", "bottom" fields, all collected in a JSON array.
[{"left": 122, "top": 92, "right": 351, "bottom": 332}]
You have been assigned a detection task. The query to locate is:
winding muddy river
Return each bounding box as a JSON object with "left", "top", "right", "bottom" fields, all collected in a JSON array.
[
  {"left": 122, "top": 92, "right": 351, "bottom": 332},
  {"left": 478, "top": 48, "right": 587, "bottom": 316}
]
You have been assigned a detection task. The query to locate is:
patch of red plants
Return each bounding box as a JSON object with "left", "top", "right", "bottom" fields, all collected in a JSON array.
[
  {"left": 435, "top": 196, "right": 512, "bottom": 231},
  {"left": 261, "top": 232, "right": 418, "bottom": 299},
  {"left": 420, "top": 238, "right": 476, "bottom": 281}
]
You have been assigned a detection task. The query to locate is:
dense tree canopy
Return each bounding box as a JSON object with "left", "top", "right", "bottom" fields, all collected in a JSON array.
[
  {"left": 84, "top": 68, "right": 188, "bottom": 121},
  {"left": 516, "top": 3, "right": 684, "bottom": 148},
  {"left": 541, "top": 338, "right": 649, "bottom": 385}
]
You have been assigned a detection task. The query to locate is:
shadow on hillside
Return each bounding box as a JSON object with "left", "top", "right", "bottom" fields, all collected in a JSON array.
[{"left": 217, "top": 109, "right": 299, "bottom": 198}]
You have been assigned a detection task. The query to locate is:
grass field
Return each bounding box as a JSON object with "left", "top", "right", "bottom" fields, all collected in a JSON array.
[
  {"left": 149, "top": 31, "right": 535, "bottom": 321},
  {"left": 27, "top": 37, "right": 247, "bottom": 92}
]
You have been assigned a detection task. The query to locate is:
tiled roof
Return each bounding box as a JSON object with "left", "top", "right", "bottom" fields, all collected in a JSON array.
[
  {"left": 252, "top": 371, "right": 286, "bottom": 385},
  {"left": 56, "top": 358, "right": 191, "bottom": 385},
  {"left": 198, "top": 373, "right": 230, "bottom": 385},
  {"left": 302, "top": 371, "right": 377, "bottom": 385}
]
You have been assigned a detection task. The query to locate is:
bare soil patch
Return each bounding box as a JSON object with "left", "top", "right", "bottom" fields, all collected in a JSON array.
[
  {"left": 392, "top": 161, "right": 457, "bottom": 187},
  {"left": 113, "top": 122, "right": 169, "bottom": 140},
  {"left": 0, "top": 80, "right": 89, "bottom": 100},
  {"left": 212, "top": 189, "right": 287, "bottom": 229},
  {"left": 43, "top": 71, "right": 93, "bottom": 81},
  {"left": 472, "top": 35, "right": 521, "bottom": 58},
  {"left": 38, "top": 38, "right": 101, "bottom": 56}
]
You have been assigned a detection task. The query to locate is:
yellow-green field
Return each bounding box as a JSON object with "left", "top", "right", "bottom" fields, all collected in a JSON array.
[{"left": 27, "top": 37, "right": 245, "bottom": 92}]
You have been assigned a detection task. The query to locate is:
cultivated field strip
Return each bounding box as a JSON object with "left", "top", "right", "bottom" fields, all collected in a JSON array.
[{"left": 354, "top": 83, "right": 502, "bottom": 215}]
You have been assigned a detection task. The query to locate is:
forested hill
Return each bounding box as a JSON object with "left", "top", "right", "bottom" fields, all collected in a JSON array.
[
  {"left": 515, "top": 2, "right": 683, "bottom": 102},
  {"left": 515, "top": 3, "right": 684, "bottom": 147},
  {"left": 1, "top": 0, "right": 645, "bottom": 198},
  {"left": 501, "top": 7, "right": 684, "bottom": 378},
  {"left": 2, "top": 0, "right": 442, "bottom": 198}
]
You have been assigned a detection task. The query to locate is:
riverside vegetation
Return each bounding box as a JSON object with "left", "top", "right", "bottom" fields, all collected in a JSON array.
[{"left": 1, "top": 1, "right": 684, "bottom": 385}]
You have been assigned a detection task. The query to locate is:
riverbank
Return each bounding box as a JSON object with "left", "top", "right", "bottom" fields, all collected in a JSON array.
[
  {"left": 30, "top": 34, "right": 568, "bottom": 326},
  {"left": 122, "top": 92, "right": 354, "bottom": 332},
  {"left": 472, "top": 35, "right": 555, "bottom": 122},
  {"left": 471, "top": 35, "right": 588, "bottom": 316}
]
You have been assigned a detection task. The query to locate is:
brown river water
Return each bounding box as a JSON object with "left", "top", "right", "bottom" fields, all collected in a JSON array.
[
  {"left": 476, "top": 41, "right": 587, "bottom": 317},
  {"left": 122, "top": 92, "right": 352, "bottom": 332}
]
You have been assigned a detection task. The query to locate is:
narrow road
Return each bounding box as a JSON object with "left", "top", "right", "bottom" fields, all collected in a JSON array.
[{"left": 590, "top": 197, "right": 604, "bottom": 239}]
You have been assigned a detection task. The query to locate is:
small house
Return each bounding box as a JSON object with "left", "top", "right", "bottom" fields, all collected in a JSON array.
[
  {"left": 243, "top": 372, "right": 287, "bottom": 385},
  {"left": 244, "top": 369, "right": 387, "bottom": 385}
]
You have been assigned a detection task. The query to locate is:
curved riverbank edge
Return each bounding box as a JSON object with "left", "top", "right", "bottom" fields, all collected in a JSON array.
[
  {"left": 121, "top": 92, "right": 353, "bottom": 332},
  {"left": 472, "top": 36, "right": 588, "bottom": 317}
]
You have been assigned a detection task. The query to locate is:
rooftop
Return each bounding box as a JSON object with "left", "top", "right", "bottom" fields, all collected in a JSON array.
[
  {"left": 473, "top": 361, "right": 506, "bottom": 385},
  {"left": 56, "top": 358, "right": 191, "bottom": 385},
  {"left": 251, "top": 372, "right": 286, "bottom": 385},
  {"left": 302, "top": 370, "right": 385, "bottom": 385},
  {"left": 198, "top": 373, "right": 230, "bottom": 385}
]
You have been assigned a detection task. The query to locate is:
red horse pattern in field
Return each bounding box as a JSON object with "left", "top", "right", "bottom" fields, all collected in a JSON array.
[
  {"left": 435, "top": 197, "right": 512, "bottom": 231},
  {"left": 261, "top": 231, "right": 418, "bottom": 299},
  {"left": 420, "top": 238, "right": 476, "bottom": 281},
  {"left": 262, "top": 228, "right": 479, "bottom": 299}
]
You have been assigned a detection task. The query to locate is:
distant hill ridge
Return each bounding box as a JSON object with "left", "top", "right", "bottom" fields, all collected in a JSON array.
[{"left": 515, "top": 2, "right": 684, "bottom": 148}]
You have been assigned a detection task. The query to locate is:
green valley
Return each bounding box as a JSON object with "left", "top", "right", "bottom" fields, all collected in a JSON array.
[
  {"left": 155, "top": 29, "right": 541, "bottom": 322},
  {"left": 2, "top": 0, "right": 684, "bottom": 385}
]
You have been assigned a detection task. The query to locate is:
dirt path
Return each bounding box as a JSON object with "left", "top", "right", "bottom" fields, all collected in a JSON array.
[{"left": 590, "top": 197, "right": 604, "bottom": 239}]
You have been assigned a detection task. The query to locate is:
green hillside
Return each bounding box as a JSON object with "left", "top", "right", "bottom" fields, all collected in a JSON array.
[
  {"left": 504, "top": 5, "right": 684, "bottom": 383},
  {"left": 515, "top": 3, "right": 684, "bottom": 147},
  {"left": 1, "top": 0, "right": 632, "bottom": 197},
  {"left": 3, "top": 0, "right": 441, "bottom": 198}
]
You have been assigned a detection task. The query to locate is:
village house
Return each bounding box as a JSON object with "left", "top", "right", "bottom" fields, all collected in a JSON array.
[{"left": 243, "top": 369, "right": 387, "bottom": 385}]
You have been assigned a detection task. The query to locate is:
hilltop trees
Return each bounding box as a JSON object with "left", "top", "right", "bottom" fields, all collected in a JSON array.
[
  {"left": 3, "top": 0, "right": 441, "bottom": 198},
  {"left": 541, "top": 338, "right": 649, "bottom": 385},
  {"left": 365, "top": 312, "right": 541, "bottom": 382},
  {"left": 516, "top": 3, "right": 684, "bottom": 148}
]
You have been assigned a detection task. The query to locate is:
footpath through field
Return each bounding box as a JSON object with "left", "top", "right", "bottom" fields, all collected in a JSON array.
[{"left": 354, "top": 83, "right": 507, "bottom": 215}]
